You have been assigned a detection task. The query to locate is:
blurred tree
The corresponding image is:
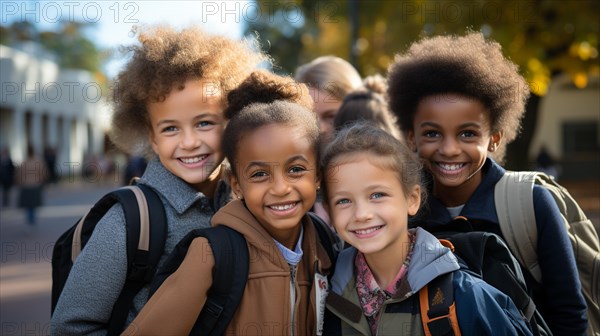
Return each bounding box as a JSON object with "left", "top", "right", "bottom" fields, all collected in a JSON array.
[
  {"left": 245, "top": 0, "right": 599, "bottom": 169},
  {"left": 1, "top": 21, "right": 107, "bottom": 85}
]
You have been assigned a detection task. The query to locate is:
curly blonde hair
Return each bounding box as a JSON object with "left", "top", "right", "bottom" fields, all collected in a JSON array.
[
  {"left": 109, "top": 25, "right": 268, "bottom": 156},
  {"left": 387, "top": 32, "right": 529, "bottom": 163}
]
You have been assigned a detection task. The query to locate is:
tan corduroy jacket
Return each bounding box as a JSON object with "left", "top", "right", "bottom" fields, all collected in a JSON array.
[{"left": 123, "top": 200, "right": 333, "bottom": 336}]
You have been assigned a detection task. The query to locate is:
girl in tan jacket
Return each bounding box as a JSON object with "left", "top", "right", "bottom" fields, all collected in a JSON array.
[{"left": 123, "top": 71, "right": 334, "bottom": 336}]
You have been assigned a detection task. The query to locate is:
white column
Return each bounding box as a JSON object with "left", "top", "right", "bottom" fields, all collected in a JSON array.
[
  {"left": 12, "top": 107, "right": 26, "bottom": 164},
  {"left": 89, "top": 121, "right": 105, "bottom": 155},
  {"left": 73, "top": 118, "right": 87, "bottom": 165}
]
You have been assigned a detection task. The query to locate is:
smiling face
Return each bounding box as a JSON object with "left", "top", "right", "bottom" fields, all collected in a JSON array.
[
  {"left": 229, "top": 123, "right": 320, "bottom": 248},
  {"left": 326, "top": 153, "right": 420, "bottom": 258},
  {"left": 148, "top": 79, "right": 225, "bottom": 195},
  {"left": 408, "top": 94, "right": 501, "bottom": 205}
]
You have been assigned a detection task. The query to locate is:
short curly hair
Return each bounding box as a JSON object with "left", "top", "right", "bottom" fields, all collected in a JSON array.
[
  {"left": 387, "top": 32, "right": 529, "bottom": 162},
  {"left": 109, "top": 25, "right": 268, "bottom": 156},
  {"left": 222, "top": 70, "right": 318, "bottom": 177}
]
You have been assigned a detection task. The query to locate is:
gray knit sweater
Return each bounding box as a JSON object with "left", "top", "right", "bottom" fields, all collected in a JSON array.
[{"left": 51, "top": 157, "right": 231, "bottom": 335}]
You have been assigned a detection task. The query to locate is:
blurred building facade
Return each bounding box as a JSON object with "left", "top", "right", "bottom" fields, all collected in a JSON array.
[
  {"left": 0, "top": 43, "right": 109, "bottom": 176},
  {"left": 530, "top": 74, "right": 600, "bottom": 180}
]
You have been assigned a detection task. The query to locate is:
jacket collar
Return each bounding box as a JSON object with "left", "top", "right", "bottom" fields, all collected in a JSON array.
[
  {"left": 139, "top": 156, "right": 231, "bottom": 215},
  {"left": 326, "top": 227, "right": 459, "bottom": 330},
  {"left": 330, "top": 228, "right": 458, "bottom": 296},
  {"left": 211, "top": 200, "right": 331, "bottom": 272},
  {"left": 422, "top": 158, "right": 505, "bottom": 225}
]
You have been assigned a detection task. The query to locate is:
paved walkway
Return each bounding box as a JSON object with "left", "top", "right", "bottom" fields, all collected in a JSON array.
[{"left": 1, "top": 180, "right": 119, "bottom": 335}]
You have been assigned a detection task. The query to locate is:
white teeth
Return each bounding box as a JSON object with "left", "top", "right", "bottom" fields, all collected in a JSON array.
[
  {"left": 438, "top": 163, "right": 463, "bottom": 171},
  {"left": 354, "top": 226, "right": 383, "bottom": 235},
  {"left": 180, "top": 155, "right": 207, "bottom": 164},
  {"left": 270, "top": 203, "right": 296, "bottom": 211}
]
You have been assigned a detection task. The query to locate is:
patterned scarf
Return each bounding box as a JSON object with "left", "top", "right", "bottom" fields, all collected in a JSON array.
[{"left": 354, "top": 233, "right": 416, "bottom": 335}]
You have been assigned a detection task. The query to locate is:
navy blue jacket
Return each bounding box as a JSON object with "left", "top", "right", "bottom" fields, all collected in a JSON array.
[{"left": 417, "top": 158, "right": 587, "bottom": 335}]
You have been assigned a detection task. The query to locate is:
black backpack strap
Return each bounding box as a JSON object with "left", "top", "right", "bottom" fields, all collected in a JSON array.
[
  {"left": 447, "top": 232, "right": 537, "bottom": 320},
  {"left": 191, "top": 225, "right": 249, "bottom": 335},
  {"left": 52, "top": 188, "right": 139, "bottom": 314},
  {"left": 107, "top": 185, "right": 167, "bottom": 335},
  {"left": 151, "top": 225, "right": 249, "bottom": 336},
  {"left": 419, "top": 272, "right": 460, "bottom": 336},
  {"left": 308, "top": 212, "right": 342, "bottom": 266}
]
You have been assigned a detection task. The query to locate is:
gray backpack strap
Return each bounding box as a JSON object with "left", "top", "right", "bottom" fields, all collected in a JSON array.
[{"left": 495, "top": 171, "right": 543, "bottom": 283}]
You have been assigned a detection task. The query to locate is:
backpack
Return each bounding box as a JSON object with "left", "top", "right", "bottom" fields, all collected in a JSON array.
[
  {"left": 51, "top": 184, "right": 167, "bottom": 335},
  {"left": 149, "top": 212, "right": 341, "bottom": 336},
  {"left": 419, "top": 218, "right": 552, "bottom": 336},
  {"left": 495, "top": 171, "right": 600, "bottom": 335}
]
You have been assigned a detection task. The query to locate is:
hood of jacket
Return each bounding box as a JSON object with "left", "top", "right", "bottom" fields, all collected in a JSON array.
[
  {"left": 211, "top": 199, "right": 332, "bottom": 271},
  {"left": 330, "top": 227, "right": 459, "bottom": 296}
]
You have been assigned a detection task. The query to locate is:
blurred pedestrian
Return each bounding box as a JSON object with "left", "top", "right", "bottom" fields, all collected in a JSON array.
[
  {"left": 535, "top": 145, "right": 560, "bottom": 180},
  {"left": 16, "top": 145, "right": 48, "bottom": 228},
  {"left": 123, "top": 154, "right": 147, "bottom": 185},
  {"left": 44, "top": 145, "right": 58, "bottom": 183},
  {"left": 0, "top": 147, "right": 15, "bottom": 207}
]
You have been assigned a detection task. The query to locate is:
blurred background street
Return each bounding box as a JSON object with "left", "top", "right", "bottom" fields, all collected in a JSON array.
[{"left": 1, "top": 180, "right": 118, "bottom": 335}]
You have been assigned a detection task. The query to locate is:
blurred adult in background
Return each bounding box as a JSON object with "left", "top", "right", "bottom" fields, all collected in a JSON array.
[
  {"left": 0, "top": 147, "right": 15, "bottom": 207},
  {"left": 295, "top": 55, "right": 362, "bottom": 145},
  {"left": 333, "top": 74, "right": 402, "bottom": 140},
  {"left": 16, "top": 145, "right": 48, "bottom": 228},
  {"left": 123, "top": 154, "right": 148, "bottom": 185},
  {"left": 44, "top": 145, "right": 58, "bottom": 183},
  {"left": 535, "top": 145, "right": 560, "bottom": 180}
]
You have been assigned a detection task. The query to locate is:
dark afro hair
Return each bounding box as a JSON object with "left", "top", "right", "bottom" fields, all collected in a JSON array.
[
  {"left": 387, "top": 32, "right": 529, "bottom": 162},
  {"left": 224, "top": 70, "right": 313, "bottom": 119}
]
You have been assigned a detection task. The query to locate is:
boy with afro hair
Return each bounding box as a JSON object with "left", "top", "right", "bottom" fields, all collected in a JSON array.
[
  {"left": 51, "top": 25, "right": 268, "bottom": 335},
  {"left": 387, "top": 32, "right": 587, "bottom": 335}
]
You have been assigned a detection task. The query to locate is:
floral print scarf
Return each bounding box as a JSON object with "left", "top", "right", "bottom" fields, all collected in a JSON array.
[{"left": 354, "top": 232, "right": 416, "bottom": 335}]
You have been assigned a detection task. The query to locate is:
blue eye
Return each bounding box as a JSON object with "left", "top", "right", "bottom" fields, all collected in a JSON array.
[
  {"left": 200, "top": 121, "right": 212, "bottom": 126},
  {"left": 371, "top": 192, "right": 385, "bottom": 199},
  {"left": 335, "top": 198, "right": 351, "bottom": 205},
  {"left": 161, "top": 126, "right": 178, "bottom": 133}
]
